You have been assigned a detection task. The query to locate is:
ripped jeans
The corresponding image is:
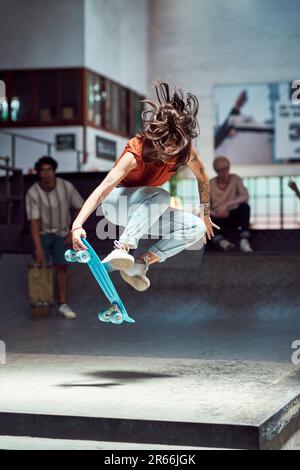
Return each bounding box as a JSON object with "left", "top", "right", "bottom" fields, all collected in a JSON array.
[{"left": 101, "top": 186, "right": 206, "bottom": 263}]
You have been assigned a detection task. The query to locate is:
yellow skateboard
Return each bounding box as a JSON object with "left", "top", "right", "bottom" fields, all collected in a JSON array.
[{"left": 28, "top": 261, "right": 54, "bottom": 320}]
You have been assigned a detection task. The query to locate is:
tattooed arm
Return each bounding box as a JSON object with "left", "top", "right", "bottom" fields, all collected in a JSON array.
[
  {"left": 187, "top": 145, "right": 210, "bottom": 209},
  {"left": 187, "top": 146, "right": 220, "bottom": 241},
  {"left": 72, "top": 153, "right": 137, "bottom": 250}
]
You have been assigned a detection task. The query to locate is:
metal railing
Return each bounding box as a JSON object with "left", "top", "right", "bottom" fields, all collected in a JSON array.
[
  {"left": 0, "top": 155, "right": 23, "bottom": 225},
  {"left": 244, "top": 175, "right": 300, "bottom": 229},
  {"left": 165, "top": 175, "right": 300, "bottom": 230},
  {"left": 0, "top": 129, "right": 85, "bottom": 171}
]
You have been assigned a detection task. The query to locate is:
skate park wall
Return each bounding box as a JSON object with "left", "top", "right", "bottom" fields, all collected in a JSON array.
[
  {"left": 0, "top": 0, "right": 148, "bottom": 173},
  {"left": 0, "top": 0, "right": 84, "bottom": 70},
  {"left": 149, "top": 0, "right": 300, "bottom": 177},
  {"left": 84, "top": 0, "right": 148, "bottom": 95},
  {"left": 0, "top": 0, "right": 148, "bottom": 96}
]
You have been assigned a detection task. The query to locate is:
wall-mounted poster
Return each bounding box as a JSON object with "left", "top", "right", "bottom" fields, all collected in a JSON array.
[
  {"left": 213, "top": 81, "right": 300, "bottom": 164},
  {"left": 56, "top": 134, "right": 76, "bottom": 151},
  {"left": 275, "top": 100, "right": 300, "bottom": 161},
  {"left": 96, "top": 136, "right": 116, "bottom": 161}
]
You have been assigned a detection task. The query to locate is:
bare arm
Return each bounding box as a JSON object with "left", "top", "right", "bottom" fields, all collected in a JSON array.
[
  {"left": 72, "top": 152, "right": 137, "bottom": 229},
  {"left": 187, "top": 146, "right": 210, "bottom": 212},
  {"left": 30, "top": 219, "right": 42, "bottom": 250},
  {"left": 187, "top": 146, "right": 220, "bottom": 241},
  {"left": 72, "top": 152, "right": 137, "bottom": 250},
  {"left": 226, "top": 177, "right": 249, "bottom": 211},
  {"left": 30, "top": 219, "right": 46, "bottom": 263}
]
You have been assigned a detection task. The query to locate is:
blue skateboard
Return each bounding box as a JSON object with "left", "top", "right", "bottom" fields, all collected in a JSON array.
[{"left": 64, "top": 238, "right": 135, "bottom": 325}]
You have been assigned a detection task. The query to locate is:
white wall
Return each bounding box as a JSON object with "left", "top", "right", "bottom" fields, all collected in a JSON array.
[
  {"left": 0, "top": 0, "right": 84, "bottom": 69},
  {"left": 0, "top": 0, "right": 148, "bottom": 94},
  {"left": 0, "top": 127, "right": 83, "bottom": 173},
  {"left": 83, "top": 127, "right": 128, "bottom": 172},
  {"left": 149, "top": 0, "right": 300, "bottom": 177},
  {"left": 84, "top": 0, "right": 149, "bottom": 95},
  {"left": 0, "top": 0, "right": 148, "bottom": 173},
  {"left": 0, "top": 125, "right": 130, "bottom": 173},
  {"left": 2, "top": 0, "right": 299, "bottom": 178}
]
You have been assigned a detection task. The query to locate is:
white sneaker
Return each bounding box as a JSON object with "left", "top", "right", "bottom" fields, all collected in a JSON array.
[
  {"left": 120, "top": 256, "right": 150, "bottom": 292},
  {"left": 219, "top": 239, "right": 235, "bottom": 251},
  {"left": 58, "top": 303, "right": 77, "bottom": 319},
  {"left": 240, "top": 238, "right": 253, "bottom": 253},
  {"left": 102, "top": 240, "right": 135, "bottom": 271}
]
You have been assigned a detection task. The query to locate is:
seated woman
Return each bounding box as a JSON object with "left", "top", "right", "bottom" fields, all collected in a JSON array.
[{"left": 210, "top": 156, "right": 253, "bottom": 253}]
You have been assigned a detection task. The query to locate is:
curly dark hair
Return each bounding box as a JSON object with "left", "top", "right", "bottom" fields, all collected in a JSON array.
[
  {"left": 34, "top": 156, "right": 58, "bottom": 173},
  {"left": 138, "top": 81, "right": 200, "bottom": 169}
]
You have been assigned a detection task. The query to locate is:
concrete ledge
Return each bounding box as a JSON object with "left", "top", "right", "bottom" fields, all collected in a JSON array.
[
  {"left": 260, "top": 394, "right": 300, "bottom": 449},
  {"left": 1, "top": 355, "right": 300, "bottom": 450},
  {"left": 0, "top": 411, "right": 258, "bottom": 449},
  {"left": 1, "top": 397, "right": 300, "bottom": 449}
]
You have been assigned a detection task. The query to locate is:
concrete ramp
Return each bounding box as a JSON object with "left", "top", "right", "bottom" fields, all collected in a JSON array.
[{"left": 0, "top": 354, "right": 300, "bottom": 449}]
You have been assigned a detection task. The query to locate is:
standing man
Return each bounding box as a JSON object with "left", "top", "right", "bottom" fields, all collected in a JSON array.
[
  {"left": 26, "top": 156, "right": 84, "bottom": 319},
  {"left": 210, "top": 156, "right": 253, "bottom": 252}
]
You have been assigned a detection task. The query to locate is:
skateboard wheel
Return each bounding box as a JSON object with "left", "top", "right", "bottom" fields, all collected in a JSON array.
[
  {"left": 98, "top": 310, "right": 111, "bottom": 323},
  {"left": 75, "top": 250, "right": 91, "bottom": 263},
  {"left": 110, "top": 312, "right": 124, "bottom": 324},
  {"left": 64, "top": 249, "right": 77, "bottom": 263}
]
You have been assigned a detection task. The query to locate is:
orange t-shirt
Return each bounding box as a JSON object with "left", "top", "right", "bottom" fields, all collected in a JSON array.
[{"left": 113, "top": 136, "right": 179, "bottom": 187}]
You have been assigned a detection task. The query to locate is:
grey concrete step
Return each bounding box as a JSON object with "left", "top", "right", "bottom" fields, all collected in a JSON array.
[{"left": 0, "top": 354, "right": 300, "bottom": 450}]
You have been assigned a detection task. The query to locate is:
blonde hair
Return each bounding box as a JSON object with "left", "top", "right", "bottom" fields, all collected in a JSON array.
[{"left": 213, "top": 156, "right": 230, "bottom": 171}]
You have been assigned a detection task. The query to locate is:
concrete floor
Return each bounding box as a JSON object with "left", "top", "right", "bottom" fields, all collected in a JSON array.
[
  {"left": 0, "top": 353, "right": 300, "bottom": 448},
  {"left": 1, "top": 252, "right": 300, "bottom": 363},
  {"left": 0, "top": 251, "right": 300, "bottom": 449}
]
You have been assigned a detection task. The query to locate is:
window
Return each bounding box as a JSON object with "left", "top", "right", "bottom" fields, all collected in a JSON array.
[
  {"left": 87, "top": 72, "right": 105, "bottom": 127},
  {"left": 0, "top": 72, "right": 9, "bottom": 123},
  {"left": 169, "top": 176, "right": 300, "bottom": 229},
  {"left": 129, "top": 91, "right": 144, "bottom": 136},
  {"left": 0, "top": 97, "right": 9, "bottom": 123},
  {"left": 105, "top": 80, "right": 119, "bottom": 132},
  {"left": 105, "top": 79, "right": 128, "bottom": 135},
  {"left": 10, "top": 71, "right": 33, "bottom": 123},
  {"left": 86, "top": 74, "right": 140, "bottom": 136},
  {"left": 59, "top": 69, "right": 81, "bottom": 121},
  {"left": 119, "top": 86, "right": 128, "bottom": 135},
  {"left": 134, "top": 93, "right": 143, "bottom": 134},
  {"left": 37, "top": 70, "right": 58, "bottom": 123},
  {"left": 0, "top": 67, "right": 140, "bottom": 137}
]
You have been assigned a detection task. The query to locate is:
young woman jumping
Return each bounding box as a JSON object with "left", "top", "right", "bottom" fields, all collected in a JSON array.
[{"left": 72, "top": 81, "right": 219, "bottom": 291}]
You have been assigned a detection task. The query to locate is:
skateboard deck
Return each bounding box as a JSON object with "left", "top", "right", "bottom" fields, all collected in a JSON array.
[
  {"left": 65, "top": 238, "right": 135, "bottom": 325},
  {"left": 28, "top": 261, "right": 54, "bottom": 320}
]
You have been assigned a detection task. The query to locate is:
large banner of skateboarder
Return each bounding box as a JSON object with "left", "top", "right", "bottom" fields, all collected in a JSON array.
[{"left": 214, "top": 81, "right": 300, "bottom": 164}]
